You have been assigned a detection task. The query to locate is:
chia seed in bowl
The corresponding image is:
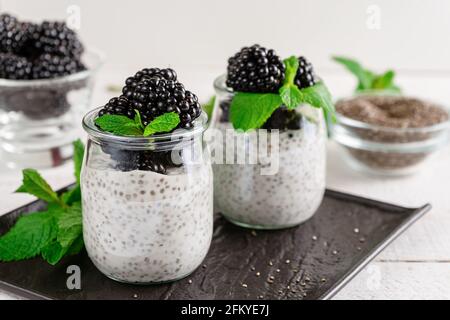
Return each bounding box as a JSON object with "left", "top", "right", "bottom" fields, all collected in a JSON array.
[{"left": 333, "top": 95, "right": 450, "bottom": 175}]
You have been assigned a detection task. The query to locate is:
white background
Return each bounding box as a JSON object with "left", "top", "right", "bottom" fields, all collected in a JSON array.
[
  {"left": 2, "top": 0, "right": 450, "bottom": 88},
  {"left": 0, "top": 0, "right": 450, "bottom": 300}
]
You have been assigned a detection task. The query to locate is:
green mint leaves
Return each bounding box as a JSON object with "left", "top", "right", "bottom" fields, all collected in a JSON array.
[
  {"left": 332, "top": 56, "right": 401, "bottom": 93},
  {"left": 143, "top": 112, "right": 180, "bottom": 136},
  {"left": 95, "top": 110, "right": 180, "bottom": 137},
  {"left": 229, "top": 55, "right": 336, "bottom": 131},
  {"left": 16, "top": 169, "right": 67, "bottom": 209},
  {"left": 94, "top": 114, "right": 143, "bottom": 136},
  {"left": 202, "top": 96, "right": 216, "bottom": 120},
  {"left": 0, "top": 140, "right": 85, "bottom": 265},
  {"left": 230, "top": 93, "right": 282, "bottom": 131},
  {"left": 0, "top": 210, "right": 57, "bottom": 261}
]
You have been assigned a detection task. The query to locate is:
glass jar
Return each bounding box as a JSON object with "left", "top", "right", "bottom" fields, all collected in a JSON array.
[
  {"left": 81, "top": 108, "right": 213, "bottom": 284},
  {"left": 333, "top": 91, "right": 450, "bottom": 176},
  {"left": 0, "top": 49, "right": 103, "bottom": 169},
  {"left": 210, "top": 75, "right": 326, "bottom": 229}
]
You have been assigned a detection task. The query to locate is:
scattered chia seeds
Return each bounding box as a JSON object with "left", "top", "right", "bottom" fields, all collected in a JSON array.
[
  {"left": 312, "top": 235, "right": 318, "bottom": 241},
  {"left": 242, "top": 283, "right": 248, "bottom": 288},
  {"left": 354, "top": 228, "right": 360, "bottom": 234}
]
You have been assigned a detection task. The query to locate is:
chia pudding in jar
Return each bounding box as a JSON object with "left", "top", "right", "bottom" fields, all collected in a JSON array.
[
  {"left": 81, "top": 68, "right": 213, "bottom": 284},
  {"left": 210, "top": 44, "right": 331, "bottom": 229}
]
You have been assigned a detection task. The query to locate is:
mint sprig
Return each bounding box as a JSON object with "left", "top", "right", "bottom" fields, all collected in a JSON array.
[
  {"left": 143, "top": 112, "right": 180, "bottom": 136},
  {"left": 0, "top": 140, "right": 85, "bottom": 265},
  {"left": 16, "top": 169, "right": 67, "bottom": 209},
  {"left": 230, "top": 92, "right": 282, "bottom": 131},
  {"left": 279, "top": 56, "right": 303, "bottom": 110},
  {"left": 95, "top": 110, "right": 181, "bottom": 137},
  {"left": 332, "top": 56, "right": 401, "bottom": 93}
]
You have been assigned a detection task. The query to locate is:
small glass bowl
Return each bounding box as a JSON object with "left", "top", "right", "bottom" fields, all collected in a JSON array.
[
  {"left": 332, "top": 97, "right": 450, "bottom": 176},
  {"left": 0, "top": 49, "right": 104, "bottom": 169}
]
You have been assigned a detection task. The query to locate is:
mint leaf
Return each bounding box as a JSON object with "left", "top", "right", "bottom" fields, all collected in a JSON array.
[
  {"left": 42, "top": 202, "right": 83, "bottom": 265},
  {"left": 230, "top": 92, "right": 282, "bottom": 131},
  {"left": 66, "top": 234, "right": 84, "bottom": 256},
  {"left": 332, "top": 56, "right": 374, "bottom": 90},
  {"left": 95, "top": 114, "right": 144, "bottom": 136},
  {"left": 202, "top": 96, "right": 215, "bottom": 120},
  {"left": 16, "top": 169, "right": 65, "bottom": 207},
  {"left": 301, "top": 82, "right": 336, "bottom": 122},
  {"left": 0, "top": 211, "right": 57, "bottom": 261},
  {"left": 134, "top": 109, "right": 144, "bottom": 130},
  {"left": 41, "top": 241, "right": 65, "bottom": 265},
  {"left": 73, "top": 139, "right": 84, "bottom": 184},
  {"left": 61, "top": 185, "right": 81, "bottom": 205},
  {"left": 279, "top": 56, "right": 303, "bottom": 109},
  {"left": 143, "top": 112, "right": 180, "bottom": 136},
  {"left": 283, "top": 56, "right": 299, "bottom": 84},
  {"left": 372, "top": 70, "right": 395, "bottom": 89},
  {"left": 280, "top": 85, "right": 303, "bottom": 110},
  {"left": 57, "top": 202, "right": 82, "bottom": 249}
]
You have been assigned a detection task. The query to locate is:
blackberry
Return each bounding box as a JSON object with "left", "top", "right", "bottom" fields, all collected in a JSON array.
[
  {"left": 98, "top": 96, "right": 134, "bottom": 118},
  {"left": 0, "top": 53, "right": 31, "bottom": 79},
  {"left": 103, "top": 145, "right": 181, "bottom": 174},
  {"left": 226, "top": 44, "right": 285, "bottom": 93},
  {"left": 31, "top": 21, "right": 84, "bottom": 58},
  {"left": 98, "top": 68, "right": 201, "bottom": 174},
  {"left": 0, "top": 14, "right": 31, "bottom": 54},
  {"left": 31, "top": 53, "right": 85, "bottom": 79},
  {"left": 0, "top": 88, "right": 69, "bottom": 119},
  {"left": 294, "top": 56, "right": 316, "bottom": 89},
  {"left": 101, "top": 67, "right": 201, "bottom": 129},
  {"left": 262, "top": 107, "right": 303, "bottom": 130}
]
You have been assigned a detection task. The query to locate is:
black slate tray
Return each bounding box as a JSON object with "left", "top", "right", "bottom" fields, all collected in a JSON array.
[{"left": 0, "top": 187, "right": 430, "bottom": 300}]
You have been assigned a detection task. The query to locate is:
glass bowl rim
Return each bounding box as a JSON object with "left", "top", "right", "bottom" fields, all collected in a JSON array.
[
  {"left": 0, "top": 48, "right": 105, "bottom": 87},
  {"left": 335, "top": 96, "right": 450, "bottom": 134}
]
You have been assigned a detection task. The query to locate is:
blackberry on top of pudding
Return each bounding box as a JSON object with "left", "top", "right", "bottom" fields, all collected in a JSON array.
[
  {"left": 212, "top": 44, "right": 333, "bottom": 229},
  {"left": 221, "top": 44, "right": 318, "bottom": 130},
  {"left": 96, "top": 67, "right": 202, "bottom": 174}
]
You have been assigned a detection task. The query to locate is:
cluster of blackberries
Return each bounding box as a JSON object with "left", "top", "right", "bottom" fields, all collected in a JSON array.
[
  {"left": 224, "top": 44, "right": 318, "bottom": 130},
  {"left": 0, "top": 13, "right": 85, "bottom": 80},
  {"left": 226, "top": 44, "right": 285, "bottom": 93},
  {"left": 98, "top": 67, "right": 202, "bottom": 129},
  {"left": 99, "top": 68, "right": 202, "bottom": 174},
  {"left": 226, "top": 44, "right": 317, "bottom": 93},
  {"left": 104, "top": 147, "right": 182, "bottom": 174}
]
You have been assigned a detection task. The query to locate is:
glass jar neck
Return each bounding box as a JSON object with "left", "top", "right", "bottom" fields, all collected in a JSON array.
[{"left": 82, "top": 107, "right": 208, "bottom": 151}]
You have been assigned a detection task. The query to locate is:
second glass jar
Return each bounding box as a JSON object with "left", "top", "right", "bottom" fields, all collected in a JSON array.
[{"left": 211, "top": 75, "right": 326, "bottom": 229}]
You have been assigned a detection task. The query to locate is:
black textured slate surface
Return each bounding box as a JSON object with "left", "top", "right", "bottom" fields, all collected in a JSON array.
[{"left": 0, "top": 187, "right": 429, "bottom": 300}]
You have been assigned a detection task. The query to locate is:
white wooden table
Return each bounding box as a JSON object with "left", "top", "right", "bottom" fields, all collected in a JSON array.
[{"left": 1, "top": 70, "right": 449, "bottom": 300}]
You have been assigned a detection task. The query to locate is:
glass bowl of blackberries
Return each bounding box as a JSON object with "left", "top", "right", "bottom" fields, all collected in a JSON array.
[{"left": 0, "top": 13, "right": 103, "bottom": 169}]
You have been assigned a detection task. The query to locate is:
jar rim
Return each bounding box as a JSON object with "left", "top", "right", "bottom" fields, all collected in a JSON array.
[
  {"left": 213, "top": 74, "right": 234, "bottom": 95},
  {"left": 0, "top": 48, "right": 104, "bottom": 87},
  {"left": 83, "top": 107, "right": 208, "bottom": 149}
]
